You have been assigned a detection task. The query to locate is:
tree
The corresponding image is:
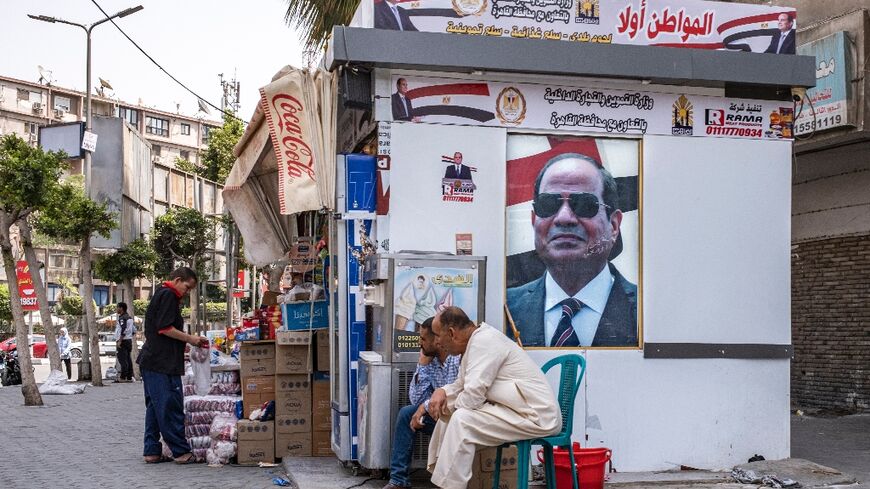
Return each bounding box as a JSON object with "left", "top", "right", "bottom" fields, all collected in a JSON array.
[
  {"left": 152, "top": 207, "right": 216, "bottom": 333},
  {"left": 36, "top": 180, "right": 116, "bottom": 387},
  {"left": 94, "top": 238, "right": 158, "bottom": 380},
  {"left": 0, "top": 134, "right": 68, "bottom": 405},
  {"left": 0, "top": 284, "right": 12, "bottom": 335},
  {"left": 283, "top": 0, "right": 361, "bottom": 52},
  {"left": 172, "top": 113, "right": 243, "bottom": 185}
]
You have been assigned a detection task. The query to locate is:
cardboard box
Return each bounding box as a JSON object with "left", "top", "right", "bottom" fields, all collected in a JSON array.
[
  {"left": 239, "top": 342, "right": 276, "bottom": 361},
  {"left": 275, "top": 431, "right": 311, "bottom": 458},
  {"left": 237, "top": 420, "right": 275, "bottom": 465},
  {"left": 468, "top": 446, "right": 519, "bottom": 489},
  {"left": 276, "top": 374, "right": 311, "bottom": 391},
  {"left": 276, "top": 343, "right": 313, "bottom": 374},
  {"left": 312, "top": 428, "right": 333, "bottom": 457},
  {"left": 276, "top": 414, "right": 311, "bottom": 434},
  {"left": 262, "top": 291, "right": 280, "bottom": 306},
  {"left": 243, "top": 392, "right": 275, "bottom": 418},
  {"left": 316, "top": 329, "right": 329, "bottom": 372},
  {"left": 275, "top": 388, "right": 312, "bottom": 416},
  {"left": 281, "top": 300, "right": 328, "bottom": 330},
  {"left": 311, "top": 377, "right": 331, "bottom": 431},
  {"left": 276, "top": 330, "right": 312, "bottom": 346},
  {"left": 240, "top": 359, "right": 276, "bottom": 378},
  {"left": 242, "top": 375, "right": 275, "bottom": 394}
]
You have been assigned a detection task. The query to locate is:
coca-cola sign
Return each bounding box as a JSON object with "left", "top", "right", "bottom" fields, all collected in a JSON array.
[{"left": 16, "top": 260, "right": 39, "bottom": 311}]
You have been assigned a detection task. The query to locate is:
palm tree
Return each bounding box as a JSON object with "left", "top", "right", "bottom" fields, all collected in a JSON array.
[{"left": 284, "top": 0, "right": 362, "bottom": 53}]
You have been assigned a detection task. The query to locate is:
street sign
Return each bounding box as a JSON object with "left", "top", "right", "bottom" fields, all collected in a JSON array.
[
  {"left": 15, "top": 261, "right": 39, "bottom": 311},
  {"left": 81, "top": 130, "right": 98, "bottom": 152},
  {"left": 233, "top": 270, "right": 246, "bottom": 298}
]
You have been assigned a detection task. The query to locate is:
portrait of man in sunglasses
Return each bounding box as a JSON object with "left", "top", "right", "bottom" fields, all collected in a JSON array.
[{"left": 506, "top": 152, "right": 638, "bottom": 348}]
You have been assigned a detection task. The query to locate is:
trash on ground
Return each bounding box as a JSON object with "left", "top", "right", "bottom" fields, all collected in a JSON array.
[
  {"left": 731, "top": 467, "right": 800, "bottom": 488},
  {"left": 38, "top": 370, "right": 87, "bottom": 395}
]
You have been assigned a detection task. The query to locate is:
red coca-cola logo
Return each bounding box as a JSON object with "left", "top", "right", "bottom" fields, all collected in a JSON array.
[{"left": 270, "top": 94, "right": 316, "bottom": 183}]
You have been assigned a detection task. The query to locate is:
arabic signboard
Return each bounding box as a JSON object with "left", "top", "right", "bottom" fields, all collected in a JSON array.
[
  {"left": 795, "top": 31, "right": 852, "bottom": 135},
  {"left": 392, "top": 264, "right": 479, "bottom": 352},
  {"left": 390, "top": 75, "right": 794, "bottom": 140},
  {"left": 233, "top": 270, "right": 246, "bottom": 298},
  {"left": 16, "top": 261, "right": 39, "bottom": 312},
  {"left": 81, "top": 130, "right": 98, "bottom": 152},
  {"left": 370, "top": 0, "right": 797, "bottom": 54}
]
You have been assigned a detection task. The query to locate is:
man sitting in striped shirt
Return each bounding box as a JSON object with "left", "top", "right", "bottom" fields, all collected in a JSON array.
[{"left": 384, "top": 317, "right": 460, "bottom": 489}]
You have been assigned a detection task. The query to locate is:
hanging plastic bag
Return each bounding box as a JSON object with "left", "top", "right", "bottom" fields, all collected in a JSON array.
[{"left": 190, "top": 343, "right": 211, "bottom": 396}]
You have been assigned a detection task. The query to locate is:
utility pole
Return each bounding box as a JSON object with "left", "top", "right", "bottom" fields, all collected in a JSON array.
[{"left": 28, "top": 5, "right": 143, "bottom": 381}]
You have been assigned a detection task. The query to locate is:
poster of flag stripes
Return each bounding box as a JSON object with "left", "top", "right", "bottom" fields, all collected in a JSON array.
[{"left": 370, "top": 0, "right": 797, "bottom": 55}]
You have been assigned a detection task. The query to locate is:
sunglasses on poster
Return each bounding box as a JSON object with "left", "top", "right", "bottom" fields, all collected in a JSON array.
[{"left": 532, "top": 192, "right": 610, "bottom": 219}]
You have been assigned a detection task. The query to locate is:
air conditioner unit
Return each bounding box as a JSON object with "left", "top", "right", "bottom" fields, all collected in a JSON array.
[
  {"left": 31, "top": 102, "right": 43, "bottom": 114},
  {"left": 53, "top": 109, "right": 64, "bottom": 119},
  {"left": 152, "top": 155, "right": 164, "bottom": 165}
]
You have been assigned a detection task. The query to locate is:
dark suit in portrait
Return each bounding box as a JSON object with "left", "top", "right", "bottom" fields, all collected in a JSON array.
[
  {"left": 392, "top": 92, "right": 415, "bottom": 121},
  {"left": 375, "top": 1, "right": 419, "bottom": 31},
  {"left": 764, "top": 29, "right": 795, "bottom": 54},
  {"left": 506, "top": 264, "right": 638, "bottom": 347},
  {"left": 444, "top": 164, "right": 473, "bottom": 180}
]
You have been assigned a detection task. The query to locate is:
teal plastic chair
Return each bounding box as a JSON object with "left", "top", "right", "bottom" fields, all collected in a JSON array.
[{"left": 492, "top": 354, "right": 587, "bottom": 489}]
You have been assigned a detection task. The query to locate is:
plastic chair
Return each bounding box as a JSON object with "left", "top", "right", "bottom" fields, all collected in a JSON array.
[{"left": 492, "top": 354, "right": 587, "bottom": 489}]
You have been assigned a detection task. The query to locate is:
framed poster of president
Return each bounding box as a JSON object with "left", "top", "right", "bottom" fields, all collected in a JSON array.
[{"left": 504, "top": 135, "right": 640, "bottom": 349}]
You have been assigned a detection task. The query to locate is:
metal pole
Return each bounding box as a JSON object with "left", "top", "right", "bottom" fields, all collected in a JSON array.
[{"left": 85, "top": 29, "right": 92, "bottom": 194}]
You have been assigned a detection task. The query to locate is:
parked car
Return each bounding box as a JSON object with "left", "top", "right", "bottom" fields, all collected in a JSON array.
[
  {"left": 0, "top": 335, "right": 47, "bottom": 358},
  {"left": 68, "top": 332, "right": 142, "bottom": 359}
]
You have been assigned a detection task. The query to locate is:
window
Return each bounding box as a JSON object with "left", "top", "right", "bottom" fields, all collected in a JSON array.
[
  {"left": 93, "top": 286, "right": 109, "bottom": 307},
  {"left": 49, "top": 254, "right": 78, "bottom": 269},
  {"left": 47, "top": 284, "right": 62, "bottom": 305},
  {"left": 181, "top": 123, "right": 191, "bottom": 135},
  {"left": 145, "top": 116, "right": 169, "bottom": 137},
  {"left": 180, "top": 150, "right": 190, "bottom": 160},
  {"left": 153, "top": 145, "right": 162, "bottom": 156},
  {"left": 117, "top": 107, "right": 139, "bottom": 127},
  {"left": 25, "top": 122, "right": 38, "bottom": 135},
  {"left": 17, "top": 88, "right": 30, "bottom": 101},
  {"left": 202, "top": 126, "right": 214, "bottom": 144},
  {"left": 54, "top": 96, "right": 71, "bottom": 112}
]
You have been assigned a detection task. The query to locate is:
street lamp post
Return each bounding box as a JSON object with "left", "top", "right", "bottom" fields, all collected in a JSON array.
[{"left": 28, "top": 5, "right": 143, "bottom": 381}]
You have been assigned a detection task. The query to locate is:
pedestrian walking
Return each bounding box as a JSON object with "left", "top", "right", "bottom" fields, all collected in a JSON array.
[
  {"left": 136, "top": 267, "right": 208, "bottom": 464},
  {"left": 114, "top": 302, "right": 135, "bottom": 382},
  {"left": 57, "top": 327, "right": 72, "bottom": 379}
]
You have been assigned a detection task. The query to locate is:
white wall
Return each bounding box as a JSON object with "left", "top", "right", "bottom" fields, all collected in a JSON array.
[{"left": 529, "top": 135, "right": 792, "bottom": 471}]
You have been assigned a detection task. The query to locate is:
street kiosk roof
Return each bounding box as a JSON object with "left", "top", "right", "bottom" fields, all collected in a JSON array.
[{"left": 328, "top": 26, "right": 815, "bottom": 94}]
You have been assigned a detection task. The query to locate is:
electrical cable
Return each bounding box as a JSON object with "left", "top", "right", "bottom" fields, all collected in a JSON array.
[{"left": 89, "top": 0, "right": 245, "bottom": 124}]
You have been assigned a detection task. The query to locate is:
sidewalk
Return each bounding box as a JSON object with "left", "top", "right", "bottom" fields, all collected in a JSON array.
[{"left": 0, "top": 380, "right": 865, "bottom": 488}]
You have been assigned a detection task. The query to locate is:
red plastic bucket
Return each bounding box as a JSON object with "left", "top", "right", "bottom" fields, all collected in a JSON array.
[{"left": 537, "top": 442, "right": 612, "bottom": 489}]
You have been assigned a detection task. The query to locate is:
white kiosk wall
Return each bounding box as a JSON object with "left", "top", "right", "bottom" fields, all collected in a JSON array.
[{"left": 529, "top": 134, "right": 792, "bottom": 471}]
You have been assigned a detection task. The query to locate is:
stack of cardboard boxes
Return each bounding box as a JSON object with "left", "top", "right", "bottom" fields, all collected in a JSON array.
[
  {"left": 236, "top": 325, "right": 332, "bottom": 463},
  {"left": 275, "top": 330, "right": 314, "bottom": 457},
  {"left": 238, "top": 342, "right": 277, "bottom": 465}
]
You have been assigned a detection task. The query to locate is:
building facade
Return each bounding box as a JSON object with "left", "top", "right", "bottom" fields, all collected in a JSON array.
[{"left": 0, "top": 74, "right": 227, "bottom": 308}]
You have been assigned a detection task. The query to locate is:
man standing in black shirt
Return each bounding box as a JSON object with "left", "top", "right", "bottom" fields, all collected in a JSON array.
[{"left": 137, "top": 267, "right": 208, "bottom": 464}]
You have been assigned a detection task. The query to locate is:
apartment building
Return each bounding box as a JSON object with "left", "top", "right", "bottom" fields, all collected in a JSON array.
[{"left": 0, "top": 74, "right": 227, "bottom": 307}]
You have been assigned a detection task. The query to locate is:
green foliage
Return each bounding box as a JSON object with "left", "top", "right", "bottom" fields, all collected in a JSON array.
[
  {"left": 206, "top": 283, "right": 227, "bottom": 302},
  {"left": 152, "top": 207, "right": 216, "bottom": 278},
  {"left": 174, "top": 157, "right": 199, "bottom": 175},
  {"left": 199, "top": 113, "right": 244, "bottom": 184},
  {"left": 0, "top": 134, "right": 69, "bottom": 219},
  {"left": 133, "top": 299, "right": 149, "bottom": 317},
  {"left": 0, "top": 283, "right": 13, "bottom": 325},
  {"left": 94, "top": 238, "right": 159, "bottom": 284},
  {"left": 181, "top": 302, "right": 228, "bottom": 322},
  {"left": 59, "top": 294, "right": 84, "bottom": 317},
  {"left": 34, "top": 180, "right": 117, "bottom": 243},
  {"left": 283, "top": 0, "right": 361, "bottom": 51}
]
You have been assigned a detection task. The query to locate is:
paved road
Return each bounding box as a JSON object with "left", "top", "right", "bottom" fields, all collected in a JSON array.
[{"left": 1, "top": 374, "right": 866, "bottom": 489}]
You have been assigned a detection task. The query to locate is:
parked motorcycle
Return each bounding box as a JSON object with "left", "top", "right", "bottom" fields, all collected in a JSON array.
[{"left": 0, "top": 349, "right": 22, "bottom": 386}]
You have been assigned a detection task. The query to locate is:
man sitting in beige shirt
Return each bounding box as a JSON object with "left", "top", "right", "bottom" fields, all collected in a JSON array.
[{"left": 427, "top": 306, "right": 561, "bottom": 489}]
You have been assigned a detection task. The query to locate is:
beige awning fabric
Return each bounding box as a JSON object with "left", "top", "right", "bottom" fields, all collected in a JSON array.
[{"left": 223, "top": 66, "right": 337, "bottom": 267}]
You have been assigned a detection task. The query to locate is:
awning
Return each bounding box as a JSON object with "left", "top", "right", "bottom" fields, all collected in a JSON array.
[{"left": 223, "top": 66, "right": 337, "bottom": 267}]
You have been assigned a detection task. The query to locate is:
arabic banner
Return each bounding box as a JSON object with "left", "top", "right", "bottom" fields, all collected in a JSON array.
[
  {"left": 795, "top": 31, "right": 853, "bottom": 135},
  {"left": 16, "top": 260, "right": 39, "bottom": 312},
  {"left": 389, "top": 75, "right": 794, "bottom": 140},
  {"left": 370, "top": 0, "right": 797, "bottom": 54}
]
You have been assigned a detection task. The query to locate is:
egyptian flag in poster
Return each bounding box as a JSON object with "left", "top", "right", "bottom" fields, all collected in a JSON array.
[{"left": 504, "top": 135, "right": 639, "bottom": 289}]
